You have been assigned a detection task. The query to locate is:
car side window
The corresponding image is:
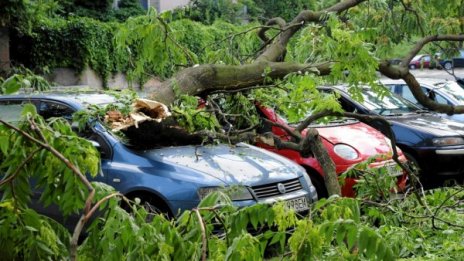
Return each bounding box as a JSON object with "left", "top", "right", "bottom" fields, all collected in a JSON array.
[
  {"left": 0, "top": 100, "right": 36, "bottom": 123},
  {"left": 432, "top": 92, "right": 450, "bottom": 105},
  {"left": 39, "top": 101, "right": 75, "bottom": 120},
  {"left": 39, "top": 101, "right": 112, "bottom": 159}
]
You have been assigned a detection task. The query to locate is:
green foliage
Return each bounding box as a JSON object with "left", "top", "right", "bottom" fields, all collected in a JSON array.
[
  {"left": 108, "top": 0, "right": 146, "bottom": 22},
  {"left": 171, "top": 94, "right": 221, "bottom": 132},
  {"left": 172, "top": 0, "right": 253, "bottom": 25},
  {"left": 251, "top": 0, "right": 310, "bottom": 21},
  {"left": 114, "top": 15, "right": 262, "bottom": 83},
  {"left": 0, "top": 106, "right": 99, "bottom": 214},
  {"left": 0, "top": 105, "right": 100, "bottom": 257},
  {"left": 252, "top": 74, "right": 342, "bottom": 123},
  {"left": 0, "top": 202, "right": 69, "bottom": 260},
  {"left": 0, "top": 0, "right": 59, "bottom": 32},
  {"left": 169, "top": 19, "right": 261, "bottom": 65},
  {"left": 1, "top": 108, "right": 464, "bottom": 260},
  {"left": 214, "top": 92, "right": 260, "bottom": 130},
  {"left": 341, "top": 155, "right": 403, "bottom": 201},
  {"left": 0, "top": 71, "right": 51, "bottom": 95},
  {"left": 114, "top": 9, "right": 195, "bottom": 83},
  {"left": 59, "top": 0, "right": 145, "bottom": 22},
  {"left": 13, "top": 16, "right": 126, "bottom": 88}
]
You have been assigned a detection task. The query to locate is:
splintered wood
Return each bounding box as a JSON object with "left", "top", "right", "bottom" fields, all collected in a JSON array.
[{"left": 105, "top": 98, "right": 171, "bottom": 132}]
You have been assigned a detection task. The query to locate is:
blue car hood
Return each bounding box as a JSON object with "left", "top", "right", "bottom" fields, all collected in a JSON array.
[{"left": 140, "top": 143, "right": 302, "bottom": 186}]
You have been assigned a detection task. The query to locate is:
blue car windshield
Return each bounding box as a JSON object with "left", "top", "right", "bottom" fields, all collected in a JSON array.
[{"left": 359, "top": 89, "right": 419, "bottom": 116}]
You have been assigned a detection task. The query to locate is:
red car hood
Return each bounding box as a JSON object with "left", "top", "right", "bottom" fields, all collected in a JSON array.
[{"left": 314, "top": 122, "right": 394, "bottom": 156}]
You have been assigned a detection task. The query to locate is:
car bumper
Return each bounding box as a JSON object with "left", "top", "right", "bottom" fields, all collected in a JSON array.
[
  {"left": 415, "top": 146, "right": 464, "bottom": 176},
  {"left": 338, "top": 157, "right": 408, "bottom": 197},
  {"left": 435, "top": 148, "right": 464, "bottom": 155},
  {"left": 170, "top": 189, "right": 316, "bottom": 216}
]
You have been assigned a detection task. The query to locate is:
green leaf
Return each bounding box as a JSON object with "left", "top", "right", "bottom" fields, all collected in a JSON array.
[
  {"left": 1, "top": 75, "right": 22, "bottom": 94},
  {"left": 21, "top": 104, "right": 37, "bottom": 117},
  {"left": 346, "top": 225, "right": 358, "bottom": 250},
  {"left": 0, "top": 136, "right": 9, "bottom": 154}
]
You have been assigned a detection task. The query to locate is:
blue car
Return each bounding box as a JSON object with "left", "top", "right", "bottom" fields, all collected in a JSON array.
[
  {"left": 438, "top": 50, "right": 464, "bottom": 70},
  {"left": 320, "top": 85, "right": 464, "bottom": 186},
  {"left": 0, "top": 93, "right": 318, "bottom": 221}
]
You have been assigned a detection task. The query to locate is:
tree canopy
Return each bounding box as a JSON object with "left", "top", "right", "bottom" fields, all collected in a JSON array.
[{"left": 4, "top": 0, "right": 464, "bottom": 195}]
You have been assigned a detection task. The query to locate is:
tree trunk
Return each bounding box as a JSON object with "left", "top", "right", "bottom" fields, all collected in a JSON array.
[
  {"left": 304, "top": 128, "right": 340, "bottom": 196},
  {"left": 0, "top": 27, "right": 10, "bottom": 71}
]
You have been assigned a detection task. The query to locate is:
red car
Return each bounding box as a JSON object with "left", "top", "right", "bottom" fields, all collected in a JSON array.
[
  {"left": 409, "top": 54, "right": 432, "bottom": 69},
  {"left": 255, "top": 105, "right": 408, "bottom": 197}
]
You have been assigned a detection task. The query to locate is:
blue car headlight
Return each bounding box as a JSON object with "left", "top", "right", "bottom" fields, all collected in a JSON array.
[
  {"left": 432, "top": 137, "right": 464, "bottom": 146},
  {"left": 197, "top": 186, "right": 253, "bottom": 201},
  {"left": 334, "top": 144, "right": 359, "bottom": 160}
]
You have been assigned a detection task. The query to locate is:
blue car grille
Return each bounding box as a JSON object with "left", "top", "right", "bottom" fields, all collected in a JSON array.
[{"left": 251, "top": 178, "right": 302, "bottom": 199}]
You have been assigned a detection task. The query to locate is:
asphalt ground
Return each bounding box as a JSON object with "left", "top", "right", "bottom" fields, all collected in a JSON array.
[{"left": 397, "top": 67, "right": 464, "bottom": 80}]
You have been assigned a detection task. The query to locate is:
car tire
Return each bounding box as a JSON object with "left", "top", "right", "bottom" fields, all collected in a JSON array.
[
  {"left": 403, "top": 152, "right": 427, "bottom": 188},
  {"left": 443, "top": 61, "right": 453, "bottom": 70},
  {"left": 306, "top": 171, "right": 328, "bottom": 199},
  {"left": 141, "top": 199, "right": 170, "bottom": 221},
  {"left": 409, "top": 64, "right": 416, "bottom": 69},
  {"left": 124, "top": 194, "right": 172, "bottom": 221}
]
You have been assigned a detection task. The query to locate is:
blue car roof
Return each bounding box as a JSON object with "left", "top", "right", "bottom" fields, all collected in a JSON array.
[{"left": 0, "top": 92, "right": 116, "bottom": 109}]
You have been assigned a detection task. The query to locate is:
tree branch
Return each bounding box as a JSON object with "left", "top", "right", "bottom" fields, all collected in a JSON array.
[
  {"left": 401, "top": 35, "right": 464, "bottom": 67},
  {"left": 257, "top": 0, "right": 367, "bottom": 62},
  {"left": 0, "top": 119, "right": 93, "bottom": 191},
  {"left": 194, "top": 208, "right": 207, "bottom": 261},
  {"left": 257, "top": 17, "right": 286, "bottom": 43},
  {"left": 0, "top": 148, "right": 40, "bottom": 186}
]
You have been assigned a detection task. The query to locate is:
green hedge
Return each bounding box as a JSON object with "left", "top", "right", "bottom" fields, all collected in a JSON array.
[
  {"left": 12, "top": 17, "right": 127, "bottom": 88},
  {"left": 11, "top": 15, "right": 262, "bottom": 88}
]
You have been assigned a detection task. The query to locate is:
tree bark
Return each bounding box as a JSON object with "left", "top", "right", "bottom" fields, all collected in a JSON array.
[
  {"left": 305, "top": 128, "right": 340, "bottom": 196},
  {"left": 0, "top": 27, "right": 10, "bottom": 71},
  {"left": 147, "top": 61, "right": 332, "bottom": 104}
]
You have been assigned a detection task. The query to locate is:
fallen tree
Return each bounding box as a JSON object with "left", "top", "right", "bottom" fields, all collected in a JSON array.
[{"left": 109, "top": 0, "right": 464, "bottom": 196}]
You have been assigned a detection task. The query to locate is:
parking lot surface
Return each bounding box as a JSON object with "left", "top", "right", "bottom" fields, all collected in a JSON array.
[{"left": 387, "top": 68, "right": 464, "bottom": 80}]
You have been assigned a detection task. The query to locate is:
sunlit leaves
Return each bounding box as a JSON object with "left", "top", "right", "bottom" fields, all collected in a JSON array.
[
  {"left": 115, "top": 8, "right": 191, "bottom": 82},
  {"left": 0, "top": 71, "right": 51, "bottom": 95},
  {"left": 252, "top": 73, "right": 342, "bottom": 124},
  {"left": 0, "top": 201, "right": 69, "bottom": 259},
  {"left": 0, "top": 106, "right": 99, "bottom": 216},
  {"left": 172, "top": 94, "right": 221, "bottom": 132}
]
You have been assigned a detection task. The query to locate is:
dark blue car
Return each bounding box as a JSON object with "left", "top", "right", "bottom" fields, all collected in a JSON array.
[
  {"left": 0, "top": 93, "right": 318, "bottom": 221},
  {"left": 320, "top": 85, "right": 464, "bottom": 185}
]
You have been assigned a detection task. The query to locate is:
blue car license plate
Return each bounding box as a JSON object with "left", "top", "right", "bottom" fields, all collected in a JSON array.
[{"left": 285, "top": 196, "right": 309, "bottom": 212}]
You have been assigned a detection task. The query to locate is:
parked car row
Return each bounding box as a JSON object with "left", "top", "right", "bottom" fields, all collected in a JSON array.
[
  {"left": 0, "top": 93, "right": 320, "bottom": 227},
  {"left": 408, "top": 50, "right": 464, "bottom": 70},
  {"left": 4, "top": 78, "right": 464, "bottom": 223},
  {"left": 324, "top": 83, "right": 464, "bottom": 186}
]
